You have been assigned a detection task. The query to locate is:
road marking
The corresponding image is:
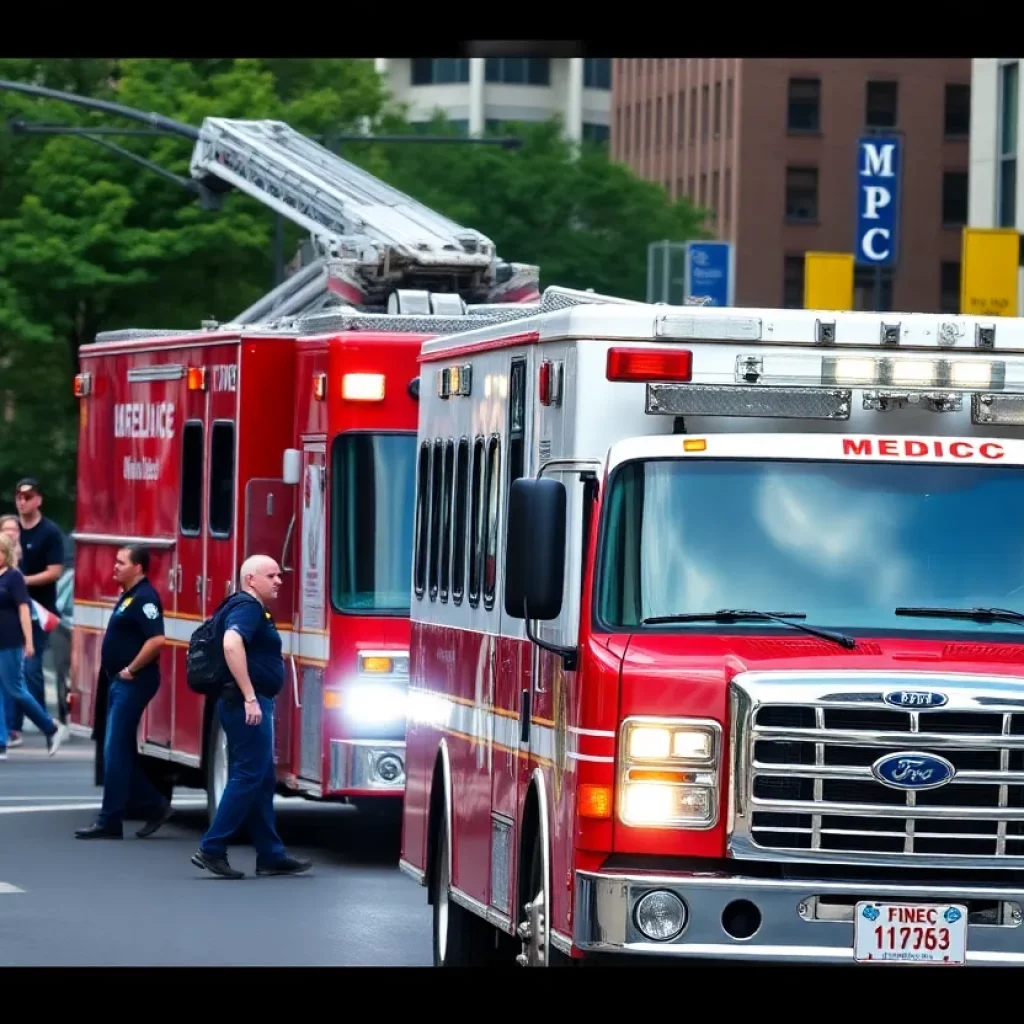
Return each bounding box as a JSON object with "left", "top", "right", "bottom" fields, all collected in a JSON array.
[
  {"left": 0, "top": 797, "right": 209, "bottom": 815},
  {"left": 0, "top": 883, "right": 25, "bottom": 894}
]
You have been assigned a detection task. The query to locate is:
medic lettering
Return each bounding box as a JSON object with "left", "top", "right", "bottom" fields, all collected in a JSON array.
[
  {"left": 842, "top": 437, "right": 1005, "bottom": 461},
  {"left": 114, "top": 402, "right": 175, "bottom": 439}
]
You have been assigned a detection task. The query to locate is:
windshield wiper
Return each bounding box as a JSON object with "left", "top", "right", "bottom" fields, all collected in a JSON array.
[
  {"left": 641, "top": 609, "right": 857, "bottom": 649},
  {"left": 895, "top": 606, "right": 1024, "bottom": 628}
]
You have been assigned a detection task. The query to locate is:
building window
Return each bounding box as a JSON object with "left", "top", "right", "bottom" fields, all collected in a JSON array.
[
  {"left": 656, "top": 98, "right": 663, "bottom": 144},
  {"left": 1000, "top": 62, "right": 1018, "bottom": 228},
  {"left": 582, "top": 122, "right": 610, "bottom": 144},
  {"left": 783, "top": 255, "right": 804, "bottom": 308},
  {"left": 940, "top": 261, "right": 961, "bottom": 313},
  {"left": 854, "top": 266, "right": 894, "bottom": 311},
  {"left": 701, "top": 84, "right": 709, "bottom": 139},
  {"left": 410, "top": 58, "right": 470, "bottom": 86},
  {"left": 485, "top": 57, "right": 550, "bottom": 86},
  {"left": 944, "top": 83, "right": 970, "bottom": 137},
  {"left": 785, "top": 166, "right": 818, "bottom": 221},
  {"left": 942, "top": 171, "right": 968, "bottom": 226},
  {"left": 666, "top": 93, "right": 675, "bottom": 145},
  {"left": 583, "top": 58, "right": 611, "bottom": 90},
  {"left": 866, "top": 81, "right": 898, "bottom": 128},
  {"left": 727, "top": 78, "right": 734, "bottom": 138},
  {"left": 787, "top": 78, "right": 821, "bottom": 133},
  {"left": 713, "top": 81, "right": 722, "bottom": 137},
  {"left": 724, "top": 168, "right": 732, "bottom": 223}
]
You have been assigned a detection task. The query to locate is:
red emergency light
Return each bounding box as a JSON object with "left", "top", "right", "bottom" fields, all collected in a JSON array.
[{"left": 606, "top": 347, "right": 693, "bottom": 383}]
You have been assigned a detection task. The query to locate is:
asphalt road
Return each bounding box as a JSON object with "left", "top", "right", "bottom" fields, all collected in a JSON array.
[{"left": 0, "top": 729, "right": 434, "bottom": 967}]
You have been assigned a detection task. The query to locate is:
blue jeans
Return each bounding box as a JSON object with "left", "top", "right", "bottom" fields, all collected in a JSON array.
[
  {"left": 96, "top": 678, "right": 167, "bottom": 830},
  {"left": 0, "top": 644, "right": 56, "bottom": 746},
  {"left": 200, "top": 694, "right": 286, "bottom": 866},
  {"left": 7, "top": 621, "right": 47, "bottom": 733}
]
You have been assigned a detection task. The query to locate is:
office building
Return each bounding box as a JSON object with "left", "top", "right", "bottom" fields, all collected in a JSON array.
[
  {"left": 967, "top": 58, "right": 1023, "bottom": 314},
  {"left": 612, "top": 59, "right": 971, "bottom": 311},
  {"left": 374, "top": 57, "right": 611, "bottom": 142}
]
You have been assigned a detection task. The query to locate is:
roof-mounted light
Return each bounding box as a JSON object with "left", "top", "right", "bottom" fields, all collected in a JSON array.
[
  {"left": 607, "top": 347, "right": 693, "bottom": 382},
  {"left": 342, "top": 373, "right": 385, "bottom": 402}
]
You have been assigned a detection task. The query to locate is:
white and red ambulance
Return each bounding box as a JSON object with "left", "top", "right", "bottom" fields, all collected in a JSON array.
[{"left": 400, "top": 301, "right": 1024, "bottom": 967}]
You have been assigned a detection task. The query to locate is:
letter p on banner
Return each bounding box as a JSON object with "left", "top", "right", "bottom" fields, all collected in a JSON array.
[{"left": 855, "top": 135, "right": 902, "bottom": 269}]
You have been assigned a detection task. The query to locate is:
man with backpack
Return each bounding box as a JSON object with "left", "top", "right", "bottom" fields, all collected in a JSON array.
[{"left": 189, "top": 554, "right": 312, "bottom": 879}]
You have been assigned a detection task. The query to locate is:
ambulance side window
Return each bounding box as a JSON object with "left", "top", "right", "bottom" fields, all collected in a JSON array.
[
  {"left": 180, "top": 420, "right": 203, "bottom": 536},
  {"left": 413, "top": 442, "right": 430, "bottom": 599},
  {"left": 468, "top": 437, "right": 484, "bottom": 607},
  {"left": 428, "top": 439, "right": 443, "bottom": 600},
  {"left": 439, "top": 439, "right": 454, "bottom": 602},
  {"left": 452, "top": 438, "right": 469, "bottom": 605},
  {"left": 483, "top": 436, "right": 502, "bottom": 610},
  {"left": 208, "top": 420, "right": 234, "bottom": 538}
]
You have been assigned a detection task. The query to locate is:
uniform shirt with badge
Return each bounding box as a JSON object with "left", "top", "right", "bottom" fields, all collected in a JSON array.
[
  {"left": 101, "top": 578, "right": 164, "bottom": 684},
  {"left": 223, "top": 595, "right": 285, "bottom": 698}
]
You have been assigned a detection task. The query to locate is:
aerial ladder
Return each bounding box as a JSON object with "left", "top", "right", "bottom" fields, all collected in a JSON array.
[{"left": 0, "top": 80, "right": 541, "bottom": 319}]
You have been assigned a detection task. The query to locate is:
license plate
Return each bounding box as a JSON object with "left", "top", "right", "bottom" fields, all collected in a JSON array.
[{"left": 854, "top": 902, "right": 967, "bottom": 965}]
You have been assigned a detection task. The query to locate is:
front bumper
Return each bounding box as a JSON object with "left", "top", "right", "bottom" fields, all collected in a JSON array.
[
  {"left": 327, "top": 738, "right": 406, "bottom": 795},
  {"left": 574, "top": 869, "right": 1024, "bottom": 965}
]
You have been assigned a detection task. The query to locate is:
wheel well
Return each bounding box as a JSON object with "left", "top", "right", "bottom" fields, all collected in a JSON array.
[
  {"left": 426, "top": 752, "right": 446, "bottom": 906},
  {"left": 517, "top": 782, "right": 540, "bottom": 925}
]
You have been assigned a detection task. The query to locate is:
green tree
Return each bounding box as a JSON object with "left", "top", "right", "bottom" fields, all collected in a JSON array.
[
  {"left": 0, "top": 57, "right": 387, "bottom": 527},
  {"left": 343, "top": 111, "right": 711, "bottom": 299}
]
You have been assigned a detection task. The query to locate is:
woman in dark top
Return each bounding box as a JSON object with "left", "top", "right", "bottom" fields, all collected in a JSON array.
[{"left": 0, "top": 533, "right": 65, "bottom": 759}]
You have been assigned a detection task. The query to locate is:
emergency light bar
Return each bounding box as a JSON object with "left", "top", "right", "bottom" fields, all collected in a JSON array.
[{"left": 342, "top": 373, "right": 385, "bottom": 402}]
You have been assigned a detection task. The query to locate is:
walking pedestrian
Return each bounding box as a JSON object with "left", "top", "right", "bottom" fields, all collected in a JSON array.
[
  {"left": 75, "top": 545, "right": 173, "bottom": 839},
  {"left": 8, "top": 478, "right": 64, "bottom": 748},
  {"left": 0, "top": 532, "right": 67, "bottom": 760},
  {"left": 0, "top": 515, "right": 22, "bottom": 735},
  {"left": 191, "top": 554, "right": 312, "bottom": 879}
]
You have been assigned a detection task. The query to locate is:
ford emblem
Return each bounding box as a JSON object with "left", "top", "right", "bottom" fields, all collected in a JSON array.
[
  {"left": 871, "top": 751, "right": 956, "bottom": 791},
  {"left": 883, "top": 690, "right": 948, "bottom": 709}
]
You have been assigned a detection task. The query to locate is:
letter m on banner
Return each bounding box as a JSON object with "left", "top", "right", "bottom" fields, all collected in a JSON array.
[{"left": 855, "top": 135, "right": 902, "bottom": 268}]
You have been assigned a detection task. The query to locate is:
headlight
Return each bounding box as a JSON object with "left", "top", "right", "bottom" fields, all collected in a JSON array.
[
  {"left": 618, "top": 717, "right": 721, "bottom": 829},
  {"left": 346, "top": 682, "right": 407, "bottom": 724}
]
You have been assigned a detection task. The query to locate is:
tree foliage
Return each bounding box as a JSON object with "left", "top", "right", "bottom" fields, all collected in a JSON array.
[{"left": 0, "top": 59, "right": 709, "bottom": 529}]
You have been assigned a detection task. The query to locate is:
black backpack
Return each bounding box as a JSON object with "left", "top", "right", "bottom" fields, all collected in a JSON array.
[{"left": 185, "top": 592, "right": 253, "bottom": 695}]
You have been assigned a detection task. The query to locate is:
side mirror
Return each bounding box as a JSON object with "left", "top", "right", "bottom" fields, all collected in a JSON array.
[
  {"left": 282, "top": 448, "right": 301, "bottom": 485},
  {"left": 504, "top": 477, "right": 577, "bottom": 670}
]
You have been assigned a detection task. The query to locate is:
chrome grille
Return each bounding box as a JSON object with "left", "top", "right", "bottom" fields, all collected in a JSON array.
[{"left": 729, "top": 670, "right": 1024, "bottom": 869}]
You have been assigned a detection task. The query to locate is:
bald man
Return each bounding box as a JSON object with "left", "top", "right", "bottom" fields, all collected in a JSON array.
[{"left": 191, "top": 555, "right": 312, "bottom": 879}]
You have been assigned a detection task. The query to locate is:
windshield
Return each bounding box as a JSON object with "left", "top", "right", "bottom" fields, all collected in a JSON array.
[
  {"left": 596, "top": 457, "right": 1024, "bottom": 636},
  {"left": 330, "top": 431, "right": 416, "bottom": 613}
]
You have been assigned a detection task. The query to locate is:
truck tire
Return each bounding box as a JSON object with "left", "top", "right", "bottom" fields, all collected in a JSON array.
[
  {"left": 205, "top": 715, "right": 229, "bottom": 823},
  {"left": 519, "top": 834, "right": 575, "bottom": 967},
  {"left": 432, "top": 814, "right": 499, "bottom": 966}
]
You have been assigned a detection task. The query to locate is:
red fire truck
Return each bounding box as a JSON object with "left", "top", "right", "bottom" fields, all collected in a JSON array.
[
  {"left": 67, "top": 318, "right": 426, "bottom": 818},
  {"left": 400, "top": 300, "right": 1024, "bottom": 967}
]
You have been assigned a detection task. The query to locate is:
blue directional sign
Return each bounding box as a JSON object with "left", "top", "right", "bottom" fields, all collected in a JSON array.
[
  {"left": 855, "top": 135, "right": 902, "bottom": 267},
  {"left": 685, "top": 241, "right": 733, "bottom": 306}
]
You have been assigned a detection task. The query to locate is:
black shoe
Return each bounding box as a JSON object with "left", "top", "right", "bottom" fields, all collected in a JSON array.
[
  {"left": 135, "top": 802, "right": 173, "bottom": 839},
  {"left": 256, "top": 855, "right": 312, "bottom": 877},
  {"left": 191, "top": 849, "right": 244, "bottom": 879},
  {"left": 75, "top": 823, "right": 123, "bottom": 840}
]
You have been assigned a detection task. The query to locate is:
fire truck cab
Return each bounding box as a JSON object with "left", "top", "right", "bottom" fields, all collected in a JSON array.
[
  {"left": 401, "top": 300, "right": 1024, "bottom": 967},
  {"left": 69, "top": 321, "right": 424, "bottom": 819}
]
